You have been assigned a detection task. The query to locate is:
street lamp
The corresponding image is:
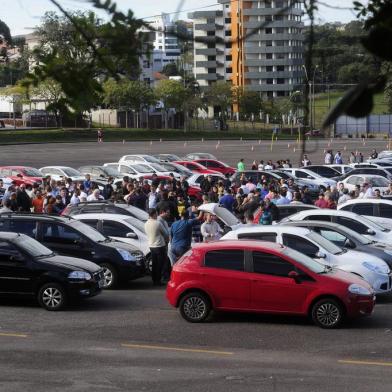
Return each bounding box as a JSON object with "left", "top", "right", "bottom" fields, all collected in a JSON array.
[{"left": 302, "top": 64, "right": 318, "bottom": 130}]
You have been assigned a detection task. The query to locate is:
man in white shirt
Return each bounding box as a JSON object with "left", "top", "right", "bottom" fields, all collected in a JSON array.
[
  {"left": 359, "top": 183, "right": 375, "bottom": 199},
  {"left": 87, "top": 189, "right": 104, "bottom": 201}
]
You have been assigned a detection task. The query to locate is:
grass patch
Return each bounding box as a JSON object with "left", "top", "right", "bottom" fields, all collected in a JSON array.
[
  {"left": 314, "top": 91, "right": 389, "bottom": 128},
  {"left": 0, "top": 127, "right": 303, "bottom": 144}
]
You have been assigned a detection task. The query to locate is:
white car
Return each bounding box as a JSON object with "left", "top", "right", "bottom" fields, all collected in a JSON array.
[
  {"left": 72, "top": 213, "right": 150, "bottom": 259},
  {"left": 184, "top": 153, "right": 218, "bottom": 160},
  {"left": 158, "top": 162, "right": 193, "bottom": 178},
  {"left": 338, "top": 199, "right": 392, "bottom": 229},
  {"left": 327, "top": 164, "right": 353, "bottom": 175},
  {"left": 134, "top": 162, "right": 181, "bottom": 179},
  {"left": 221, "top": 226, "right": 391, "bottom": 294},
  {"left": 282, "top": 168, "right": 336, "bottom": 189},
  {"left": 39, "top": 166, "right": 85, "bottom": 182},
  {"left": 187, "top": 173, "right": 226, "bottom": 188},
  {"left": 281, "top": 209, "right": 392, "bottom": 244},
  {"left": 118, "top": 154, "right": 161, "bottom": 164},
  {"left": 340, "top": 174, "right": 390, "bottom": 194},
  {"left": 103, "top": 162, "right": 154, "bottom": 178}
]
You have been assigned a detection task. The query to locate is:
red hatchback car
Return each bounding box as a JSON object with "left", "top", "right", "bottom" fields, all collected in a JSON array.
[
  {"left": 0, "top": 166, "right": 44, "bottom": 186},
  {"left": 167, "top": 241, "right": 375, "bottom": 328},
  {"left": 193, "top": 159, "right": 236, "bottom": 176}
]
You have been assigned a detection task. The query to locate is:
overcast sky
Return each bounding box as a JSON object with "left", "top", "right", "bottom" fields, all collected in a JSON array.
[{"left": 3, "top": 0, "right": 360, "bottom": 35}]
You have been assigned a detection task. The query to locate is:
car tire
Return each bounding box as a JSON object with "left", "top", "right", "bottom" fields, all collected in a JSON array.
[
  {"left": 311, "top": 298, "right": 344, "bottom": 329},
  {"left": 146, "top": 254, "right": 152, "bottom": 275},
  {"left": 179, "top": 291, "right": 211, "bottom": 323},
  {"left": 38, "top": 283, "right": 67, "bottom": 311},
  {"left": 100, "top": 263, "right": 118, "bottom": 289}
]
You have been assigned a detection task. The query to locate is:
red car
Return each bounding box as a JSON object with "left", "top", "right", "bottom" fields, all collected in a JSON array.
[
  {"left": 0, "top": 166, "right": 44, "bottom": 186},
  {"left": 174, "top": 161, "right": 220, "bottom": 175},
  {"left": 166, "top": 240, "right": 375, "bottom": 328},
  {"left": 193, "top": 159, "right": 236, "bottom": 176}
]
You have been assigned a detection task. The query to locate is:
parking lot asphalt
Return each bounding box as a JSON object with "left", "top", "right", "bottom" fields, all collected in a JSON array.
[
  {"left": 1, "top": 138, "right": 391, "bottom": 168},
  {"left": 0, "top": 277, "right": 392, "bottom": 392},
  {"left": 2, "top": 138, "right": 392, "bottom": 391}
]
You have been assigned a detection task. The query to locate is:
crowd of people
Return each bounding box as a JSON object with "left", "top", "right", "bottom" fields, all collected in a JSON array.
[{"left": 0, "top": 148, "right": 389, "bottom": 285}]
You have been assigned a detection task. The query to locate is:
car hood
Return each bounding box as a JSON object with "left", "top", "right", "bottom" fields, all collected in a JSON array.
[
  {"left": 198, "top": 203, "right": 241, "bottom": 227},
  {"left": 322, "top": 268, "right": 373, "bottom": 290},
  {"left": 103, "top": 239, "right": 141, "bottom": 252},
  {"left": 343, "top": 249, "right": 390, "bottom": 273},
  {"left": 41, "top": 255, "right": 101, "bottom": 273}
]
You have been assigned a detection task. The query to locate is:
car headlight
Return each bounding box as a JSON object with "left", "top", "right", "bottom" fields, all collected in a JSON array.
[
  {"left": 363, "top": 261, "right": 390, "bottom": 274},
  {"left": 68, "top": 271, "right": 92, "bottom": 280},
  {"left": 348, "top": 284, "right": 372, "bottom": 296},
  {"left": 116, "top": 248, "right": 135, "bottom": 261}
]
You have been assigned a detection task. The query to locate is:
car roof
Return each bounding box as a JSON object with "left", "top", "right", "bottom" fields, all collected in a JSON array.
[
  {"left": 344, "top": 174, "right": 387, "bottom": 180},
  {"left": 0, "top": 232, "right": 20, "bottom": 240},
  {"left": 73, "top": 213, "right": 133, "bottom": 221},
  {"left": 0, "top": 166, "right": 35, "bottom": 169},
  {"left": 289, "top": 209, "right": 362, "bottom": 219},
  {"left": 338, "top": 198, "right": 392, "bottom": 207},
  {"left": 281, "top": 220, "right": 343, "bottom": 230},
  {"left": 40, "top": 166, "right": 73, "bottom": 170},
  {"left": 230, "top": 226, "right": 312, "bottom": 236},
  {"left": 0, "top": 213, "right": 73, "bottom": 223},
  {"left": 192, "top": 240, "right": 285, "bottom": 252}
]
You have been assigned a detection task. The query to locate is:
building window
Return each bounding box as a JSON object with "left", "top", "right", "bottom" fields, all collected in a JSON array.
[
  {"left": 265, "top": 28, "right": 272, "bottom": 34},
  {"left": 208, "top": 68, "right": 216, "bottom": 73},
  {"left": 226, "top": 67, "right": 232, "bottom": 73},
  {"left": 208, "top": 55, "right": 216, "bottom": 61},
  {"left": 225, "top": 30, "right": 232, "bottom": 36},
  {"left": 225, "top": 42, "right": 231, "bottom": 48},
  {"left": 266, "top": 66, "right": 273, "bottom": 72},
  {"left": 266, "top": 53, "right": 273, "bottom": 59},
  {"left": 266, "top": 41, "right": 272, "bottom": 47},
  {"left": 266, "top": 78, "right": 273, "bottom": 84},
  {"left": 277, "top": 78, "right": 285, "bottom": 84},
  {"left": 207, "top": 31, "right": 215, "bottom": 36},
  {"left": 277, "top": 91, "right": 286, "bottom": 97},
  {"left": 225, "top": 18, "right": 231, "bottom": 23},
  {"left": 277, "top": 65, "right": 285, "bottom": 71}
]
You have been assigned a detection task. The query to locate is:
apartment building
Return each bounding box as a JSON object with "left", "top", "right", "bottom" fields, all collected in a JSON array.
[{"left": 190, "top": 0, "right": 304, "bottom": 101}]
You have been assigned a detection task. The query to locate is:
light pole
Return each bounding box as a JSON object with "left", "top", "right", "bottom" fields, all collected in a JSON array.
[{"left": 302, "top": 64, "right": 318, "bottom": 130}]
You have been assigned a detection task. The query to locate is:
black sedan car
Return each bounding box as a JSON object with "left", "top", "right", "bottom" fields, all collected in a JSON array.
[
  {"left": 281, "top": 220, "right": 392, "bottom": 268},
  {"left": 0, "top": 214, "right": 146, "bottom": 288},
  {"left": 0, "top": 232, "right": 104, "bottom": 310}
]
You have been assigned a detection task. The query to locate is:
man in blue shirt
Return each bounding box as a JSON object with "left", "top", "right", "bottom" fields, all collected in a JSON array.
[
  {"left": 219, "top": 188, "right": 235, "bottom": 212},
  {"left": 170, "top": 210, "right": 202, "bottom": 263}
]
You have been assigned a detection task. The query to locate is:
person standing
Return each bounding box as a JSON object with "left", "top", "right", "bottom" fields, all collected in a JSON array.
[
  {"left": 201, "top": 213, "right": 221, "bottom": 242},
  {"left": 301, "top": 154, "right": 311, "bottom": 167},
  {"left": 334, "top": 151, "right": 343, "bottom": 164},
  {"left": 97, "top": 128, "right": 104, "bottom": 143},
  {"left": 144, "top": 208, "right": 169, "bottom": 286},
  {"left": 170, "top": 210, "right": 202, "bottom": 263},
  {"left": 237, "top": 158, "right": 245, "bottom": 172},
  {"left": 324, "top": 150, "right": 333, "bottom": 164}
]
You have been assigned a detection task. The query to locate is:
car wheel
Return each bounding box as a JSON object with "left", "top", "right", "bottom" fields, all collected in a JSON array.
[
  {"left": 38, "top": 283, "right": 66, "bottom": 311},
  {"left": 179, "top": 291, "right": 211, "bottom": 323},
  {"left": 145, "top": 254, "right": 152, "bottom": 275},
  {"left": 311, "top": 298, "right": 344, "bottom": 329},
  {"left": 100, "top": 263, "right": 118, "bottom": 289}
]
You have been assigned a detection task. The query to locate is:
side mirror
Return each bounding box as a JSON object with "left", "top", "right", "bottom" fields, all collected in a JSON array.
[
  {"left": 126, "top": 232, "right": 138, "bottom": 239},
  {"left": 344, "top": 239, "right": 355, "bottom": 249},
  {"left": 315, "top": 251, "right": 326, "bottom": 259},
  {"left": 288, "top": 270, "right": 301, "bottom": 283},
  {"left": 9, "top": 254, "right": 25, "bottom": 262},
  {"left": 16, "top": 174, "right": 23, "bottom": 178},
  {"left": 367, "top": 229, "right": 376, "bottom": 236}
]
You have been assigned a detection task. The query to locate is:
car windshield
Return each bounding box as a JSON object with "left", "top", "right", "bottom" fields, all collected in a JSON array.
[
  {"left": 370, "top": 177, "right": 390, "bottom": 187},
  {"left": 69, "top": 220, "right": 107, "bottom": 242},
  {"left": 125, "top": 217, "right": 146, "bottom": 233},
  {"left": 282, "top": 248, "right": 325, "bottom": 273},
  {"left": 133, "top": 164, "right": 153, "bottom": 173},
  {"left": 143, "top": 156, "right": 160, "bottom": 163},
  {"left": 14, "top": 236, "right": 53, "bottom": 257},
  {"left": 359, "top": 214, "right": 390, "bottom": 232},
  {"left": 149, "top": 163, "right": 168, "bottom": 172},
  {"left": 63, "top": 168, "right": 81, "bottom": 177},
  {"left": 213, "top": 206, "right": 240, "bottom": 226},
  {"left": 23, "top": 168, "right": 42, "bottom": 177},
  {"left": 118, "top": 204, "right": 148, "bottom": 221},
  {"left": 306, "top": 232, "right": 343, "bottom": 255},
  {"left": 102, "top": 166, "right": 121, "bottom": 176}
]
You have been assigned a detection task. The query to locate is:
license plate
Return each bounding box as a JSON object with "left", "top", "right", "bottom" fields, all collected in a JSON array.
[{"left": 98, "top": 279, "right": 105, "bottom": 288}]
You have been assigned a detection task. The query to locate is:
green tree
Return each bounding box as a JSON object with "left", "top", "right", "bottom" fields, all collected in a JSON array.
[
  {"left": 154, "top": 79, "right": 188, "bottom": 128},
  {"left": 161, "top": 63, "right": 179, "bottom": 77},
  {"left": 205, "top": 81, "right": 233, "bottom": 128},
  {"left": 23, "top": 8, "right": 146, "bottom": 117},
  {"left": 237, "top": 90, "right": 263, "bottom": 119},
  {"left": 103, "top": 79, "right": 155, "bottom": 128}
]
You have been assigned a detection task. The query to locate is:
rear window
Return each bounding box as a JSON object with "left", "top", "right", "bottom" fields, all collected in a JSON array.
[{"left": 204, "top": 250, "right": 244, "bottom": 271}]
